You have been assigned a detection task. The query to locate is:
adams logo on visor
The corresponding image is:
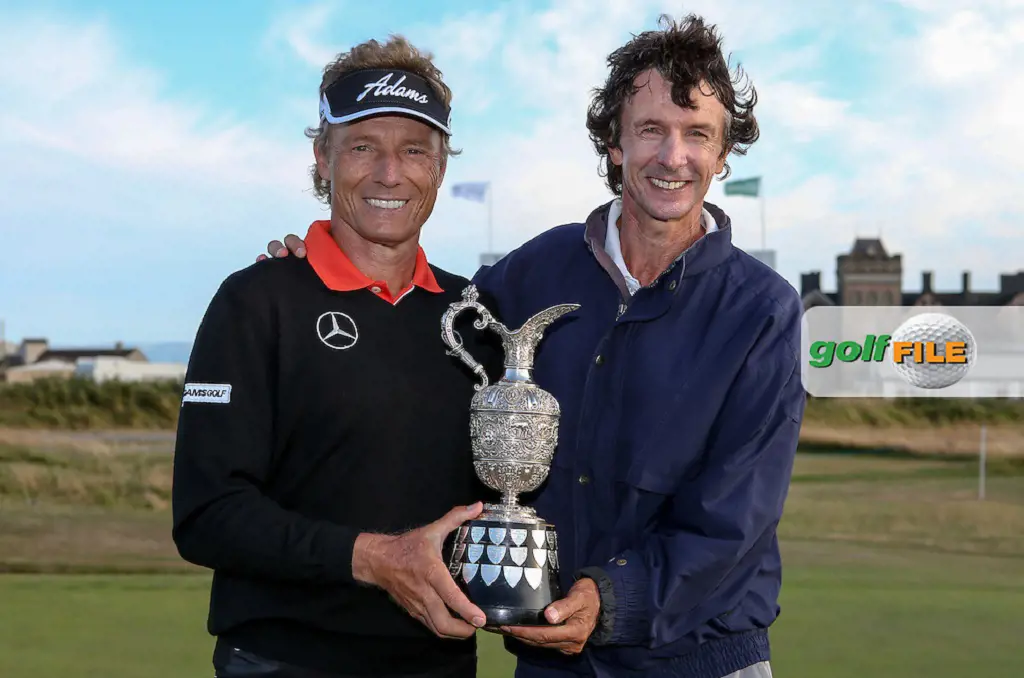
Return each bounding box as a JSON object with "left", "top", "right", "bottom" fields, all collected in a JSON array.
[
  {"left": 182, "top": 382, "right": 232, "bottom": 404},
  {"left": 320, "top": 68, "right": 452, "bottom": 135},
  {"left": 357, "top": 73, "right": 429, "bottom": 104}
]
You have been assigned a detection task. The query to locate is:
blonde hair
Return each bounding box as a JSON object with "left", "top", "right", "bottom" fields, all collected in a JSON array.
[{"left": 305, "top": 35, "right": 460, "bottom": 204}]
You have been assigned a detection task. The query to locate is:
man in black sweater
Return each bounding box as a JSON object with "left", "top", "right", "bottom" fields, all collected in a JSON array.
[{"left": 172, "top": 36, "right": 496, "bottom": 678}]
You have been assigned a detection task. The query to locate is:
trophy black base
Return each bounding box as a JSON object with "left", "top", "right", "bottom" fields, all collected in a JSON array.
[
  {"left": 447, "top": 513, "right": 561, "bottom": 628},
  {"left": 478, "top": 605, "right": 546, "bottom": 627}
]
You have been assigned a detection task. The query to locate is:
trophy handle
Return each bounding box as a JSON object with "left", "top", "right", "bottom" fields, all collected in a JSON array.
[{"left": 441, "top": 285, "right": 502, "bottom": 390}]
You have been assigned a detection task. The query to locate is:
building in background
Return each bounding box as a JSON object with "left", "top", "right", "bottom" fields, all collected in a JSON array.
[
  {"left": 747, "top": 249, "right": 777, "bottom": 271},
  {"left": 801, "top": 238, "right": 1024, "bottom": 310},
  {"left": 4, "top": 359, "right": 77, "bottom": 383},
  {"left": 74, "top": 356, "right": 187, "bottom": 383},
  {"left": 0, "top": 338, "right": 185, "bottom": 384},
  {"left": 478, "top": 252, "right": 506, "bottom": 269}
]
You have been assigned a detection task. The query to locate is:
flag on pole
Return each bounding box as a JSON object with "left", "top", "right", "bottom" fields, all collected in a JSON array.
[
  {"left": 451, "top": 182, "right": 490, "bottom": 202},
  {"left": 724, "top": 176, "right": 767, "bottom": 250},
  {"left": 723, "top": 176, "right": 761, "bottom": 197}
]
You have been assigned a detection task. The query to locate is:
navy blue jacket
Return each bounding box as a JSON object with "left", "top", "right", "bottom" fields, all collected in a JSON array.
[{"left": 471, "top": 201, "right": 805, "bottom": 678}]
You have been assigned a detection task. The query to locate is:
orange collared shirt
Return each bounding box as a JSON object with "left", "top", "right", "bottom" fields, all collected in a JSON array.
[{"left": 304, "top": 220, "right": 443, "bottom": 305}]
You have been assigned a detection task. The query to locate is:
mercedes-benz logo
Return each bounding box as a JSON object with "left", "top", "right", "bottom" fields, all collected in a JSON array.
[{"left": 316, "top": 311, "right": 359, "bottom": 350}]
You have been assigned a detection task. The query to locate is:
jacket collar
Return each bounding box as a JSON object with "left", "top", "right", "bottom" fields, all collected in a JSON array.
[{"left": 583, "top": 199, "right": 734, "bottom": 289}]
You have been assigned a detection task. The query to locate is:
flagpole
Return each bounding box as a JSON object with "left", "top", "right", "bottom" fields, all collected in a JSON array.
[
  {"left": 759, "top": 188, "right": 766, "bottom": 250},
  {"left": 979, "top": 424, "right": 987, "bottom": 501},
  {"left": 487, "top": 184, "right": 493, "bottom": 254}
]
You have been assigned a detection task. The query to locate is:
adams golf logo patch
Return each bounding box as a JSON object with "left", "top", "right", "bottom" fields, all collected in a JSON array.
[{"left": 182, "top": 383, "right": 232, "bottom": 404}]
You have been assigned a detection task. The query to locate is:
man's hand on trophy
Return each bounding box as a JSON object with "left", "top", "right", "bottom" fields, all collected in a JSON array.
[
  {"left": 498, "top": 578, "right": 601, "bottom": 655},
  {"left": 351, "top": 502, "right": 487, "bottom": 640},
  {"left": 256, "top": 234, "right": 306, "bottom": 262}
]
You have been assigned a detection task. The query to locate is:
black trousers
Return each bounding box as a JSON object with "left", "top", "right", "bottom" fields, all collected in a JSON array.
[{"left": 213, "top": 644, "right": 477, "bottom": 678}]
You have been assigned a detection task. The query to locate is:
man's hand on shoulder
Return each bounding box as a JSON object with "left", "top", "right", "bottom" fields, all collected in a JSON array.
[
  {"left": 352, "top": 502, "right": 487, "bottom": 640},
  {"left": 498, "top": 577, "right": 601, "bottom": 655},
  {"left": 256, "top": 234, "right": 306, "bottom": 263}
]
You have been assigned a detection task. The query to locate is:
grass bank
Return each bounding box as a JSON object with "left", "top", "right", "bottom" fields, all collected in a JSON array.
[
  {"left": 1, "top": 379, "right": 1023, "bottom": 459},
  {"left": 0, "top": 378, "right": 182, "bottom": 429},
  {"left": 803, "top": 395, "right": 1024, "bottom": 426},
  {"left": 0, "top": 441, "right": 172, "bottom": 511}
]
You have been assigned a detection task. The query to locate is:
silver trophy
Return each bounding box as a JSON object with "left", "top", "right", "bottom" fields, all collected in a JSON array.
[{"left": 440, "top": 284, "right": 579, "bottom": 626}]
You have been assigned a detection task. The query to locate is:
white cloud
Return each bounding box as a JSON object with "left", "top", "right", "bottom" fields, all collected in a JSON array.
[
  {"left": 919, "top": 10, "right": 1015, "bottom": 82},
  {"left": 409, "top": 10, "right": 509, "bottom": 117},
  {"left": 0, "top": 16, "right": 309, "bottom": 193},
  {"left": 263, "top": 2, "right": 343, "bottom": 69},
  {"left": 886, "top": 6, "right": 1024, "bottom": 226},
  {"left": 757, "top": 82, "right": 852, "bottom": 142},
  {"left": 744, "top": 2, "right": 1024, "bottom": 292},
  {"left": 0, "top": 14, "right": 322, "bottom": 344}
]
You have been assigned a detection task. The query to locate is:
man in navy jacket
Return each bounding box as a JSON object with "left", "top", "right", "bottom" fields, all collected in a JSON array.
[
  {"left": 469, "top": 15, "right": 805, "bottom": 678},
  {"left": 264, "top": 13, "right": 804, "bottom": 678}
]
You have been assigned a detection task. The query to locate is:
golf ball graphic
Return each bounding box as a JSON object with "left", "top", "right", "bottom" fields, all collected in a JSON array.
[{"left": 889, "top": 312, "right": 976, "bottom": 389}]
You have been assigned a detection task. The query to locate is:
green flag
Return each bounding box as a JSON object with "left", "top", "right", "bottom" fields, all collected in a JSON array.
[{"left": 724, "top": 176, "right": 761, "bottom": 197}]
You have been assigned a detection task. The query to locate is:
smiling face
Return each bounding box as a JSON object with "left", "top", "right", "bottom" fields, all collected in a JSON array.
[
  {"left": 610, "top": 69, "right": 729, "bottom": 226},
  {"left": 315, "top": 114, "right": 446, "bottom": 247}
]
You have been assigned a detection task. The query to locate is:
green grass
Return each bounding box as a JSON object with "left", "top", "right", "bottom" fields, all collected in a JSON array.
[
  {"left": 1, "top": 549, "right": 1020, "bottom": 678},
  {"left": 1, "top": 449, "right": 1022, "bottom": 676},
  {"left": 769, "top": 546, "right": 1023, "bottom": 677},
  {"left": 0, "top": 574, "right": 517, "bottom": 678}
]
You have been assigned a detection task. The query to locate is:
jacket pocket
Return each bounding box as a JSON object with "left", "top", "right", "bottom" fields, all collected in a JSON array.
[
  {"left": 606, "top": 463, "right": 677, "bottom": 544},
  {"left": 622, "top": 461, "right": 680, "bottom": 495}
]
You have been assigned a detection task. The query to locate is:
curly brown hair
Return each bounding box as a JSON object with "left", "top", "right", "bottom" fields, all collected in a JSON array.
[
  {"left": 586, "top": 14, "right": 759, "bottom": 196},
  {"left": 305, "top": 35, "right": 461, "bottom": 204}
]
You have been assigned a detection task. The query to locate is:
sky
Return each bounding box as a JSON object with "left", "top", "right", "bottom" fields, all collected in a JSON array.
[{"left": 1, "top": 0, "right": 1022, "bottom": 346}]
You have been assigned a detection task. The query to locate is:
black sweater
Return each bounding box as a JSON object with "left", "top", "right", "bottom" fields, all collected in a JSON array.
[{"left": 171, "top": 256, "right": 499, "bottom": 675}]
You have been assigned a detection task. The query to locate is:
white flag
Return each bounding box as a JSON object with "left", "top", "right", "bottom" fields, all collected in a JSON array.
[{"left": 451, "top": 182, "right": 489, "bottom": 202}]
